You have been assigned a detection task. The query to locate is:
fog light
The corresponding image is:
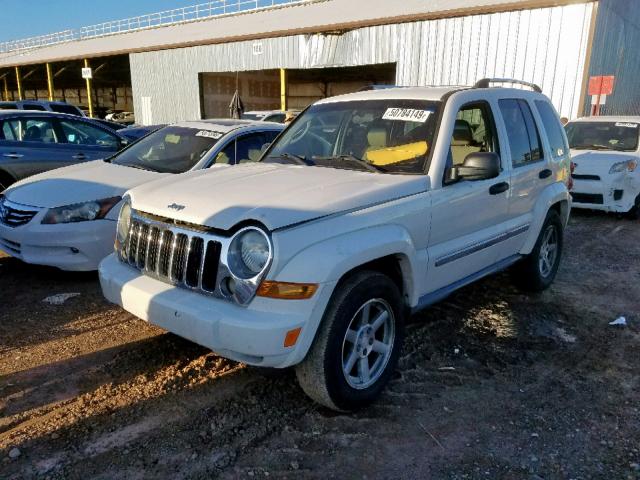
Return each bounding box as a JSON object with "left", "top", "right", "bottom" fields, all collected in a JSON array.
[{"left": 613, "top": 189, "right": 623, "bottom": 201}]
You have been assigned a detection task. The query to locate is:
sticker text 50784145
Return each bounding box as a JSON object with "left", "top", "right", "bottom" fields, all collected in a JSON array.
[{"left": 382, "top": 108, "right": 432, "bottom": 123}]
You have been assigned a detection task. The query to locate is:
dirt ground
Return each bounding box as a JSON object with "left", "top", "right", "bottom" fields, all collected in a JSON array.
[{"left": 0, "top": 210, "right": 639, "bottom": 479}]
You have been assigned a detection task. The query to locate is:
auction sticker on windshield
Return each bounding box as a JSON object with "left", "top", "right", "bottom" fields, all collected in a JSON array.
[
  {"left": 382, "top": 108, "right": 432, "bottom": 123},
  {"left": 195, "top": 130, "right": 224, "bottom": 139},
  {"left": 615, "top": 122, "right": 639, "bottom": 128}
]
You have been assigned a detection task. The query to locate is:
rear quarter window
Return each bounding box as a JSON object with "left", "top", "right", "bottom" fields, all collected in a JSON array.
[{"left": 535, "top": 100, "right": 568, "bottom": 158}]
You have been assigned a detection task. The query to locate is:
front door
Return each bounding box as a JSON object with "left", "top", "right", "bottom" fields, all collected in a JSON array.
[{"left": 425, "top": 101, "right": 511, "bottom": 294}]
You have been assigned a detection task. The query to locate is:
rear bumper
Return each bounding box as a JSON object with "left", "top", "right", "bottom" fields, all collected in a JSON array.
[
  {"left": 571, "top": 175, "right": 639, "bottom": 213},
  {"left": 99, "top": 254, "right": 336, "bottom": 368},
  {"left": 0, "top": 219, "right": 115, "bottom": 271}
]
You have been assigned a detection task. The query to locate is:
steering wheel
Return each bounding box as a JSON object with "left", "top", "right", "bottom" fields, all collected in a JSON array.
[{"left": 289, "top": 121, "right": 310, "bottom": 144}]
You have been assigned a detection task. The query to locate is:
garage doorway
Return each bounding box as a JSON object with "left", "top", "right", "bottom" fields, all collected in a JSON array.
[{"left": 199, "top": 63, "right": 396, "bottom": 119}]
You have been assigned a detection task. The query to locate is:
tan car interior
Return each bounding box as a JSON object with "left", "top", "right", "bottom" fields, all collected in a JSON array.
[{"left": 450, "top": 119, "right": 482, "bottom": 166}]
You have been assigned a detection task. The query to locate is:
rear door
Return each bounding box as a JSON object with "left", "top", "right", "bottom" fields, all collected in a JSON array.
[
  {"left": 54, "top": 117, "right": 123, "bottom": 163},
  {"left": 0, "top": 116, "right": 71, "bottom": 180},
  {"left": 496, "top": 98, "right": 553, "bottom": 257}
]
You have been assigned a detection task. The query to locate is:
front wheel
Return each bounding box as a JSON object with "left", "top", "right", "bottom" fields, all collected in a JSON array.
[
  {"left": 512, "top": 209, "right": 563, "bottom": 292},
  {"left": 295, "top": 271, "right": 405, "bottom": 411}
]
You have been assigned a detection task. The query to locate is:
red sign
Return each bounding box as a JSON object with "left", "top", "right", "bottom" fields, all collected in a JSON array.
[{"left": 588, "top": 75, "right": 615, "bottom": 96}]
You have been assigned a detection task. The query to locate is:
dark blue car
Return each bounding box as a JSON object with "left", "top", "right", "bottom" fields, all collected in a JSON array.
[{"left": 0, "top": 110, "right": 130, "bottom": 190}]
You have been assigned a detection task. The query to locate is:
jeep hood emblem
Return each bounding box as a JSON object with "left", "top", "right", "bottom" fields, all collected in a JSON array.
[{"left": 168, "top": 203, "right": 186, "bottom": 211}]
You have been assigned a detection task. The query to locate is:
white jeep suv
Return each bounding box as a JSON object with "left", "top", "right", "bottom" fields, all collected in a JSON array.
[{"left": 99, "top": 79, "right": 571, "bottom": 411}]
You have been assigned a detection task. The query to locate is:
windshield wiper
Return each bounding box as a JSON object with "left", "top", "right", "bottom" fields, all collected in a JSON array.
[
  {"left": 268, "top": 153, "right": 313, "bottom": 166},
  {"left": 312, "top": 154, "right": 385, "bottom": 173}
]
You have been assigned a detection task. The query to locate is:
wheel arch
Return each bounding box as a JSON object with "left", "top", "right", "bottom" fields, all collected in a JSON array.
[{"left": 519, "top": 184, "right": 570, "bottom": 254}]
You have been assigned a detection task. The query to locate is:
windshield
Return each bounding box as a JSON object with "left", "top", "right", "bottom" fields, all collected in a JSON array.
[
  {"left": 565, "top": 121, "right": 640, "bottom": 151},
  {"left": 264, "top": 99, "right": 441, "bottom": 174},
  {"left": 110, "top": 126, "right": 222, "bottom": 173}
]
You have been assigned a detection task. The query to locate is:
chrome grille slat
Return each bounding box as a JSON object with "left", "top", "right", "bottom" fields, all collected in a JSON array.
[
  {"left": 120, "top": 215, "right": 223, "bottom": 297},
  {"left": 0, "top": 199, "right": 40, "bottom": 227}
]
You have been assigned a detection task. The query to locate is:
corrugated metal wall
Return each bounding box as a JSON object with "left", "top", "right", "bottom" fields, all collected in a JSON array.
[
  {"left": 584, "top": 0, "right": 640, "bottom": 116},
  {"left": 130, "top": 2, "right": 594, "bottom": 124}
]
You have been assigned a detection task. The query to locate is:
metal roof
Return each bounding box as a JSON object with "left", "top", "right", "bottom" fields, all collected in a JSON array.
[{"left": 0, "top": 0, "right": 593, "bottom": 68}]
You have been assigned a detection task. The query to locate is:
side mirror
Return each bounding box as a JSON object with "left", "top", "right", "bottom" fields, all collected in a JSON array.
[
  {"left": 119, "top": 138, "right": 129, "bottom": 148},
  {"left": 451, "top": 152, "right": 500, "bottom": 181},
  {"left": 260, "top": 142, "right": 271, "bottom": 153}
]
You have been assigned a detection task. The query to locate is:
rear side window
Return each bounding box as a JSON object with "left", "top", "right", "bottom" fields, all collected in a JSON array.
[
  {"left": 0, "top": 103, "right": 17, "bottom": 110},
  {"left": 535, "top": 100, "right": 568, "bottom": 158},
  {"left": 499, "top": 99, "right": 543, "bottom": 167},
  {"left": 22, "top": 103, "right": 47, "bottom": 111},
  {"left": 51, "top": 104, "right": 82, "bottom": 116}
]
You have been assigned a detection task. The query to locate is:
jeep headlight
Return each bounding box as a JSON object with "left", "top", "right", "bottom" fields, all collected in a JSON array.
[
  {"left": 609, "top": 159, "right": 637, "bottom": 174},
  {"left": 42, "top": 196, "right": 121, "bottom": 224},
  {"left": 115, "top": 199, "right": 132, "bottom": 251},
  {"left": 227, "top": 227, "right": 271, "bottom": 279}
]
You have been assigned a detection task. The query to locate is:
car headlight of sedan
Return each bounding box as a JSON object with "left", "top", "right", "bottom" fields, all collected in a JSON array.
[
  {"left": 41, "top": 196, "right": 122, "bottom": 224},
  {"left": 609, "top": 159, "right": 637, "bottom": 174},
  {"left": 227, "top": 227, "right": 272, "bottom": 280}
]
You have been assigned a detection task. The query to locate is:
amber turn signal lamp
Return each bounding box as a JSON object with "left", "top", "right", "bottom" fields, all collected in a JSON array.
[
  {"left": 284, "top": 327, "right": 302, "bottom": 347},
  {"left": 257, "top": 281, "right": 318, "bottom": 300}
]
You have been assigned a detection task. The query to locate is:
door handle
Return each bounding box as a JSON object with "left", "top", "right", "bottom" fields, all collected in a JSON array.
[
  {"left": 2, "top": 153, "right": 24, "bottom": 159},
  {"left": 489, "top": 182, "right": 510, "bottom": 195},
  {"left": 72, "top": 153, "right": 87, "bottom": 160},
  {"left": 539, "top": 169, "right": 552, "bottom": 179}
]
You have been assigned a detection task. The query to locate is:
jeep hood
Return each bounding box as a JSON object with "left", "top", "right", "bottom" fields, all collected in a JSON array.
[
  {"left": 128, "top": 163, "right": 429, "bottom": 231},
  {"left": 5, "top": 160, "right": 169, "bottom": 208}
]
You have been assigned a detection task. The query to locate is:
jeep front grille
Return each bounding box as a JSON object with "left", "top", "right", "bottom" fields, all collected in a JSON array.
[{"left": 121, "top": 215, "right": 222, "bottom": 293}]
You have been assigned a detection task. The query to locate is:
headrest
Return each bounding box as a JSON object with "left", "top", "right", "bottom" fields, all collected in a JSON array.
[
  {"left": 367, "top": 126, "right": 388, "bottom": 149},
  {"left": 24, "top": 125, "right": 42, "bottom": 141},
  {"left": 452, "top": 119, "right": 473, "bottom": 144}
]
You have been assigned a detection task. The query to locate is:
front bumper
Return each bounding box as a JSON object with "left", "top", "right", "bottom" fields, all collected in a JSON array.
[
  {"left": 571, "top": 174, "right": 639, "bottom": 213},
  {"left": 99, "top": 253, "right": 336, "bottom": 368},
  {"left": 0, "top": 219, "right": 116, "bottom": 271}
]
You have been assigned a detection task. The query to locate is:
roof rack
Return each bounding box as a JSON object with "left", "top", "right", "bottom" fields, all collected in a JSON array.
[{"left": 473, "top": 78, "right": 542, "bottom": 93}]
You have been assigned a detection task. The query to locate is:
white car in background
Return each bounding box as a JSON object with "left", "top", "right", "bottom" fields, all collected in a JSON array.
[
  {"left": 242, "top": 110, "right": 299, "bottom": 123},
  {"left": 566, "top": 116, "right": 640, "bottom": 218},
  {"left": 0, "top": 120, "right": 283, "bottom": 270}
]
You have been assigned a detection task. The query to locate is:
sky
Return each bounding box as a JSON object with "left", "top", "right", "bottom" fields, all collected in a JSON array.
[{"left": 0, "top": 0, "right": 203, "bottom": 43}]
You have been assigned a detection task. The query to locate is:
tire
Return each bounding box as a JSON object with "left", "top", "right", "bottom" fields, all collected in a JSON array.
[
  {"left": 512, "top": 209, "right": 563, "bottom": 292},
  {"left": 295, "top": 270, "right": 405, "bottom": 412},
  {"left": 626, "top": 194, "right": 640, "bottom": 220}
]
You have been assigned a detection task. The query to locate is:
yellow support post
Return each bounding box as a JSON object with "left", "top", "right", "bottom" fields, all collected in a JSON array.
[
  {"left": 46, "top": 63, "right": 54, "bottom": 101},
  {"left": 3, "top": 76, "right": 8, "bottom": 101},
  {"left": 280, "top": 68, "right": 287, "bottom": 111},
  {"left": 15, "top": 66, "right": 22, "bottom": 100},
  {"left": 84, "top": 58, "right": 93, "bottom": 118}
]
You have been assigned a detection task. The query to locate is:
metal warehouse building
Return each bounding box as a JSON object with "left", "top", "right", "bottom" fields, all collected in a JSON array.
[{"left": 0, "top": 0, "right": 638, "bottom": 124}]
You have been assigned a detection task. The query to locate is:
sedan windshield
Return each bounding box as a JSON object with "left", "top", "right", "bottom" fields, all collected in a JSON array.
[
  {"left": 264, "top": 99, "right": 441, "bottom": 174},
  {"left": 110, "top": 126, "right": 222, "bottom": 173},
  {"left": 565, "top": 121, "right": 640, "bottom": 152}
]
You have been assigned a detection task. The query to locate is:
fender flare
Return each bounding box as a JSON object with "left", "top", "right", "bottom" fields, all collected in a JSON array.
[
  {"left": 520, "top": 183, "right": 570, "bottom": 254},
  {"left": 274, "top": 223, "right": 421, "bottom": 304}
]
